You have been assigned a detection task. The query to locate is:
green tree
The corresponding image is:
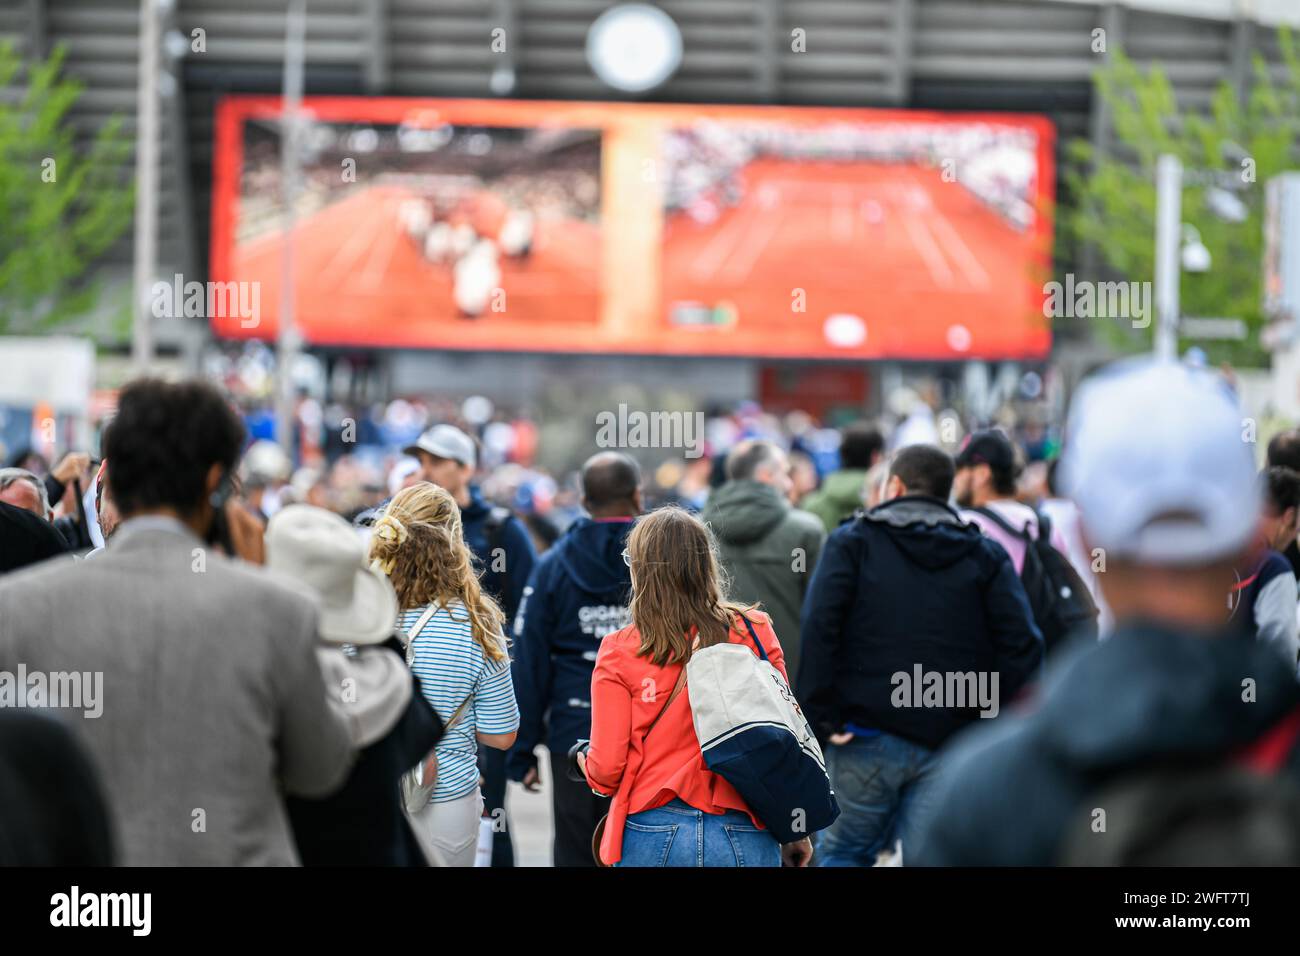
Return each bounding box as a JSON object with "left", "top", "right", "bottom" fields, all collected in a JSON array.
[
  {"left": 0, "top": 41, "right": 135, "bottom": 335},
  {"left": 1064, "top": 30, "right": 1300, "bottom": 366}
]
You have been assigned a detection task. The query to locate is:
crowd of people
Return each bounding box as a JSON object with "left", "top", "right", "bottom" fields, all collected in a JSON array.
[{"left": 2, "top": 354, "right": 1300, "bottom": 867}]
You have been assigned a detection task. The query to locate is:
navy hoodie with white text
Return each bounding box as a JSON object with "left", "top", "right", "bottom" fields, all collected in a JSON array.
[{"left": 506, "top": 517, "right": 634, "bottom": 780}]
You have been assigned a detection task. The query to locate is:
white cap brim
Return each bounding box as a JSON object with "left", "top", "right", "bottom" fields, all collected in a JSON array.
[{"left": 317, "top": 566, "right": 399, "bottom": 646}]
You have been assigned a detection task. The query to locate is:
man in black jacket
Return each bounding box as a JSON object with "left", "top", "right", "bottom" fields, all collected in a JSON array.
[
  {"left": 798, "top": 443, "right": 1043, "bottom": 866},
  {"left": 912, "top": 358, "right": 1300, "bottom": 866},
  {"left": 507, "top": 452, "right": 638, "bottom": 866}
]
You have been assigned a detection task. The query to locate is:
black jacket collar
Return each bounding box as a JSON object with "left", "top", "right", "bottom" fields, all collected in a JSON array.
[{"left": 863, "top": 494, "right": 963, "bottom": 530}]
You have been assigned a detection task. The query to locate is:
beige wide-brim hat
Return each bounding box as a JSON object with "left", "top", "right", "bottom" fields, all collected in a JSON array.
[{"left": 266, "top": 504, "right": 399, "bottom": 645}]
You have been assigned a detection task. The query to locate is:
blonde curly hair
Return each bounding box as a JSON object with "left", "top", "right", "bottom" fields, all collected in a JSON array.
[{"left": 369, "top": 481, "right": 507, "bottom": 662}]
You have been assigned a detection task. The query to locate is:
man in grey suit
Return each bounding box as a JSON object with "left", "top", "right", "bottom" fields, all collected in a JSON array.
[{"left": 0, "top": 379, "right": 354, "bottom": 865}]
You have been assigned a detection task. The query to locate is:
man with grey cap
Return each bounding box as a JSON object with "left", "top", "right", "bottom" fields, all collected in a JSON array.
[
  {"left": 911, "top": 358, "right": 1300, "bottom": 866},
  {"left": 403, "top": 422, "right": 537, "bottom": 867},
  {"left": 402, "top": 423, "right": 536, "bottom": 625}
]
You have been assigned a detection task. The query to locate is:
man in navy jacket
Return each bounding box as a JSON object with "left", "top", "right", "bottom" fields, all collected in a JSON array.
[
  {"left": 508, "top": 452, "right": 640, "bottom": 866},
  {"left": 798, "top": 443, "right": 1043, "bottom": 866},
  {"left": 403, "top": 424, "right": 537, "bottom": 624}
]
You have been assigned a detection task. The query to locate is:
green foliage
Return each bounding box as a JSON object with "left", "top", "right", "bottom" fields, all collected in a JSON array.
[
  {"left": 0, "top": 41, "right": 135, "bottom": 335},
  {"left": 1064, "top": 29, "right": 1300, "bottom": 366}
]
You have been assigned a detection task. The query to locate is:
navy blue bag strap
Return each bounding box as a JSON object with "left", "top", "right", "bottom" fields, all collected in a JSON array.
[{"left": 737, "top": 613, "right": 770, "bottom": 662}]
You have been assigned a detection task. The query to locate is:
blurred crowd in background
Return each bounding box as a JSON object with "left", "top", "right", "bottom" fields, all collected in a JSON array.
[{"left": 1, "top": 381, "right": 1070, "bottom": 561}]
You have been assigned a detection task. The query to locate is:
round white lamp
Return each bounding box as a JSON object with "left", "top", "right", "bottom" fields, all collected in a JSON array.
[{"left": 586, "top": 4, "right": 684, "bottom": 93}]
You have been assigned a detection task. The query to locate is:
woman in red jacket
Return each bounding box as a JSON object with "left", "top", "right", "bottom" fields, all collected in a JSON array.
[{"left": 578, "top": 506, "right": 815, "bottom": 867}]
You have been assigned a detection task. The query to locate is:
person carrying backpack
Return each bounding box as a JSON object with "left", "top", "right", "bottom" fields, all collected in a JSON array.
[
  {"left": 576, "top": 506, "right": 822, "bottom": 867},
  {"left": 403, "top": 423, "right": 536, "bottom": 867},
  {"left": 370, "top": 481, "right": 520, "bottom": 867},
  {"left": 911, "top": 358, "right": 1300, "bottom": 866},
  {"left": 954, "top": 430, "right": 1098, "bottom": 653}
]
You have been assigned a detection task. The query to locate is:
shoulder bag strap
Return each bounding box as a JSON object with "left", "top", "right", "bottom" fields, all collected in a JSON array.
[
  {"left": 646, "top": 619, "right": 769, "bottom": 719},
  {"left": 1034, "top": 509, "right": 1054, "bottom": 545},
  {"left": 645, "top": 657, "right": 689, "bottom": 739},
  {"left": 400, "top": 602, "right": 440, "bottom": 667},
  {"left": 972, "top": 504, "right": 1032, "bottom": 539},
  {"left": 647, "top": 620, "right": 767, "bottom": 737},
  {"left": 440, "top": 693, "right": 474, "bottom": 733},
  {"left": 402, "top": 602, "right": 478, "bottom": 731},
  {"left": 736, "top": 612, "right": 770, "bottom": 662}
]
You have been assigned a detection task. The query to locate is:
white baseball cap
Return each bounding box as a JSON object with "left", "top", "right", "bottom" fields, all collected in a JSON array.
[
  {"left": 387, "top": 456, "right": 421, "bottom": 497},
  {"left": 403, "top": 423, "right": 477, "bottom": 470},
  {"left": 266, "top": 504, "right": 399, "bottom": 645},
  {"left": 1058, "top": 357, "right": 1259, "bottom": 566}
]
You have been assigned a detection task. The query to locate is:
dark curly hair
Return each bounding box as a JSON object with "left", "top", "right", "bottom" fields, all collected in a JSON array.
[{"left": 103, "top": 378, "right": 245, "bottom": 519}]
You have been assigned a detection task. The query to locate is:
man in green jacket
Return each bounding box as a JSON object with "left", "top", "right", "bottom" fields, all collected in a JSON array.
[
  {"left": 703, "top": 440, "right": 827, "bottom": 681},
  {"left": 801, "top": 423, "right": 886, "bottom": 533}
]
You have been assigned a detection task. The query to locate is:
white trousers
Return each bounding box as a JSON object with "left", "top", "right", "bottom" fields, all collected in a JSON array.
[{"left": 406, "top": 787, "right": 484, "bottom": 867}]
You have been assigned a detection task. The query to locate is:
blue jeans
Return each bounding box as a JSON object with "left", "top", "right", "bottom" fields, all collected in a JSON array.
[
  {"left": 815, "top": 731, "right": 937, "bottom": 867},
  {"left": 616, "top": 799, "right": 780, "bottom": 867}
]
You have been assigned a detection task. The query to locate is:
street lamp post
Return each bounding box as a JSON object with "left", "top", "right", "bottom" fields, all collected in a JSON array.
[
  {"left": 131, "top": 0, "right": 162, "bottom": 372},
  {"left": 275, "top": 0, "right": 306, "bottom": 452},
  {"left": 1154, "top": 154, "right": 1182, "bottom": 362}
]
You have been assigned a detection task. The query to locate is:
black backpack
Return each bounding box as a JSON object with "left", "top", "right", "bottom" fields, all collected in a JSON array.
[
  {"left": 973, "top": 506, "right": 1099, "bottom": 653},
  {"left": 1059, "top": 708, "right": 1300, "bottom": 866}
]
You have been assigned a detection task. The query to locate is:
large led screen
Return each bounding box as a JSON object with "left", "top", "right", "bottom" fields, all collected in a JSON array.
[{"left": 211, "top": 97, "right": 1054, "bottom": 359}]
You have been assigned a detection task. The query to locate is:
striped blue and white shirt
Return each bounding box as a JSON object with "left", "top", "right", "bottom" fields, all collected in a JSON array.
[{"left": 400, "top": 601, "right": 519, "bottom": 803}]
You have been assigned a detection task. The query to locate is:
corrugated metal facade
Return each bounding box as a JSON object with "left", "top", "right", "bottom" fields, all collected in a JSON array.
[{"left": 9, "top": 0, "right": 1292, "bottom": 307}]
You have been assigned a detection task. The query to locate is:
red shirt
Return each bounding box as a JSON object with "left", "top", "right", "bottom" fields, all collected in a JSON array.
[{"left": 584, "top": 611, "right": 788, "bottom": 865}]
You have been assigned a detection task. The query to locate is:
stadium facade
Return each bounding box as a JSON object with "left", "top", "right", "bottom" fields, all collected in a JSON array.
[{"left": 3, "top": 0, "right": 1296, "bottom": 407}]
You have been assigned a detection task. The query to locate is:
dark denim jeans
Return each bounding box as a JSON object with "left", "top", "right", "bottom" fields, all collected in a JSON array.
[
  {"left": 478, "top": 747, "right": 514, "bottom": 867},
  {"left": 616, "top": 798, "right": 780, "bottom": 868},
  {"left": 815, "top": 731, "right": 937, "bottom": 867}
]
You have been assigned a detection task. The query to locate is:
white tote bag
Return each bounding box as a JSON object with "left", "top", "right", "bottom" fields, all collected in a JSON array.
[{"left": 685, "top": 616, "right": 838, "bottom": 843}]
